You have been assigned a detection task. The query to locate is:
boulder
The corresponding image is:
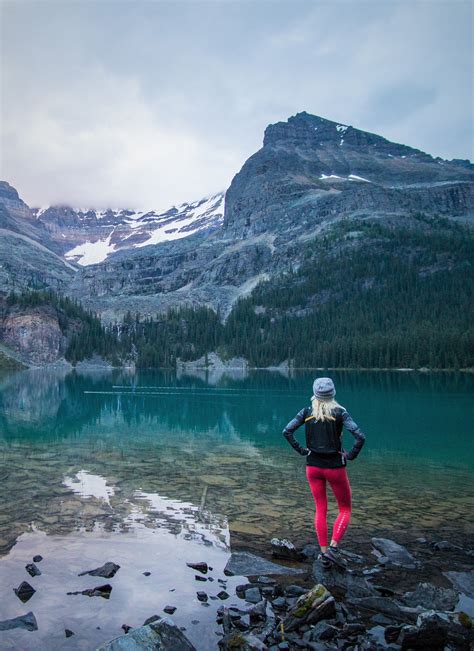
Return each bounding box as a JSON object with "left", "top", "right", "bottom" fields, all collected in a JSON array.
[
  {"left": 282, "top": 584, "right": 336, "bottom": 632},
  {"left": 402, "top": 582, "right": 459, "bottom": 611},
  {"left": 0, "top": 611, "right": 38, "bottom": 631},
  {"left": 97, "top": 617, "right": 196, "bottom": 650},
  {"left": 312, "top": 562, "right": 376, "bottom": 598},
  {"left": 224, "top": 551, "right": 305, "bottom": 577},
  {"left": 270, "top": 538, "right": 304, "bottom": 562},
  {"left": 371, "top": 538, "right": 417, "bottom": 569}
]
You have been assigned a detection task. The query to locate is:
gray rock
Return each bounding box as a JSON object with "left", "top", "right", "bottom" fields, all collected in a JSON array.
[
  {"left": 346, "top": 596, "right": 407, "bottom": 622},
  {"left": 270, "top": 537, "right": 303, "bottom": 562},
  {"left": 371, "top": 538, "right": 417, "bottom": 569},
  {"left": 402, "top": 582, "right": 459, "bottom": 611},
  {"left": 282, "top": 584, "right": 336, "bottom": 632},
  {"left": 97, "top": 617, "right": 196, "bottom": 650},
  {"left": 218, "top": 629, "right": 268, "bottom": 650},
  {"left": 25, "top": 563, "right": 42, "bottom": 577},
  {"left": 243, "top": 587, "right": 262, "bottom": 604},
  {"left": 14, "top": 581, "right": 36, "bottom": 603},
  {"left": 78, "top": 561, "right": 120, "bottom": 578},
  {"left": 444, "top": 570, "right": 474, "bottom": 598},
  {"left": 224, "top": 551, "right": 306, "bottom": 577},
  {"left": 0, "top": 611, "right": 38, "bottom": 631},
  {"left": 312, "top": 562, "right": 376, "bottom": 598}
]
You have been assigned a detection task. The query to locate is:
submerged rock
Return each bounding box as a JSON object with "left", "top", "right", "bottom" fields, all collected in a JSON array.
[
  {"left": 78, "top": 562, "right": 120, "bottom": 578},
  {"left": 97, "top": 617, "right": 196, "bottom": 650},
  {"left": 0, "top": 611, "right": 38, "bottom": 631},
  {"left": 371, "top": 537, "right": 417, "bottom": 569},
  {"left": 224, "top": 551, "right": 305, "bottom": 577},
  {"left": 14, "top": 581, "right": 36, "bottom": 603},
  {"left": 67, "top": 583, "right": 112, "bottom": 599}
]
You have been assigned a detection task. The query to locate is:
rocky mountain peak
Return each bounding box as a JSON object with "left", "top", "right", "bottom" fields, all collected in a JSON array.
[{"left": 263, "top": 111, "right": 426, "bottom": 159}]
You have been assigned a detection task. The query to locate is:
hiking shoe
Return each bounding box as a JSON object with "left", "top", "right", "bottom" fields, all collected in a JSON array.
[
  {"left": 324, "top": 546, "right": 347, "bottom": 570},
  {"left": 317, "top": 552, "right": 331, "bottom": 569}
]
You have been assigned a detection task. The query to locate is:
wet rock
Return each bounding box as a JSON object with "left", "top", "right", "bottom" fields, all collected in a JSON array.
[
  {"left": 371, "top": 538, "right": 417, "bottom": 569},
  {"left": 65, "top": 628, "right": 75, "bottom": 637},
  {"left": 224, "top": 551, "right": 306, "bottom": 577},
  {"left": 197, "top": 591, "right": 208, "bottom": 602},
  {"left": 243, "top": 587, "right": 262, "bottom": 604},
  {"left": 301, "top": 544, "right": 319, "bottom": 561},
  {"left": 25, "top": 563, "right": 42, "bottom": 577},
  {"left": 270, "top": 537, "right": 304, "bottom": 562},
  {"left": 67, "top": 583, "right": 112, "bottom": 599},
  {"left": 342, "top": 622, "right": 366, "bottom": 636},
  {"left": 0, "top": 611, "right": 38, "bottom": 631},
  {"left": 271, "top": 596, "right": 287, "bottom": 609},
  {"left": 143, "top": 615, "right": 160, "bottom": 625},
  {"left": 432, "top": 540, "right": 462, "bottom": 551},
  {"left": 384, "top": 624, "right": 402, "bottom": 643},
  {"left": 305, "top": 620, "right": 338, "bottom": 641},
  {"left": 402, "top": 582, "right": 459, "bottom": 611},
  {"left": 398, "top": 611, "right": 448, "bottom": 649},
  {"left": 282, "top": 584, "right": 336, "bottom": 632},
  {"left": 257, "top": 576, "right": 275, "bottom": 585},
  {"left": 312, "top": 562, "right": 376, "bottom": 598},
  {"left": 97, "top": 618, "right": 196, "bottom": 650},
  {"left": 444, "top": 569, "right": 474, "bottom": 598},
  {"left": 285, "top": 585, "right": 308, "bottom": 597},
  {"left": 163, "top": 605, "right": 176, "bottom": 614},
  {"left": 14, "top": 581, "right": 36, "bottom": 603},
  {"left": 33, "top": 555, "right": 43, "bottom": 563},
  {"left": 78, "top": 561, "right": 120, "bottom": 578},
  {"left": 346, "top": 596, "right": 407, "bottom": 622},
  {"left": 218, "top": 591, "right": 230, "bottom": 600},
  {"left": 143, "top": 571, "right": 151, "bottom": 576},
  {"left": 247, "top": 600, "right": 267, "bottom": 626},
  {"left": 121, "top": 624, "right": 132, "bottom": 633},
  {"left": 195, "top": 574, "right": 207, "bottom": 581},
  {"left": 218, "top": 629, "right": 267, "bottom": 650},
  {"left": 186, "top": 561, "right": 208, "bottom": 574}
]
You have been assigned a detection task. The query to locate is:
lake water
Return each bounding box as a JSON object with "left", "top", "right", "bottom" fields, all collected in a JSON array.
[{"left": 0, "top": 367, "right": 473, "bottom": 649}]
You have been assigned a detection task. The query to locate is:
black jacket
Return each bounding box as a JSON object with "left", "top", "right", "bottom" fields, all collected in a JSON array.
[{"left": 283, "top": 405, "right": 366, "bottom": 468}]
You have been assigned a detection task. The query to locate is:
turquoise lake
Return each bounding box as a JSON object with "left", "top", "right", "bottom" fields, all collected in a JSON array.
[{"left": 0, "top": 367, "right": 473, "bottom": 649}]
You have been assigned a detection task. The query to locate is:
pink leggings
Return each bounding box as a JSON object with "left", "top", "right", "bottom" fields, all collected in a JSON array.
[{"left": 306, "top": 465, "right": 352, "bottom": 547}]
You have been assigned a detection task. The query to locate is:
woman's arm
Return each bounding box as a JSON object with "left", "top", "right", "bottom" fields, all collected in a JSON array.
[
  {"left": 341, "top": 410, "right": 366, "bottom": 460},
  {"left": 282, "top": 408, "right": 310, "bottom": 456}
]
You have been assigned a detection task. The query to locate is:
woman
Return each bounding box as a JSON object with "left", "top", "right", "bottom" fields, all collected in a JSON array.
[{"left": 282, "top": 377, "right": 365, "bottom": 569}]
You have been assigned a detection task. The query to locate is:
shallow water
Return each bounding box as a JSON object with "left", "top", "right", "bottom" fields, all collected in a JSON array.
[{"left": 0, "top": 367, "right": 473, "bottom": 649}]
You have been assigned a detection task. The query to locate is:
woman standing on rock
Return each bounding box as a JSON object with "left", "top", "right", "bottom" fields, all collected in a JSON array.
[{"left": 282, "top": 377, "right": 366, "bottom": 569}]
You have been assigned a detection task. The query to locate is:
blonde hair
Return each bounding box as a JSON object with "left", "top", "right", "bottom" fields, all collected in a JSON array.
[{"left": 311, "top": 395, "right": 342, "bottom": 422}]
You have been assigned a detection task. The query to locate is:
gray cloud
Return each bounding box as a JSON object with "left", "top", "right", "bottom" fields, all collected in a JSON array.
[{"left": 1, "top": 0, "right": 472, "bottom": 210}]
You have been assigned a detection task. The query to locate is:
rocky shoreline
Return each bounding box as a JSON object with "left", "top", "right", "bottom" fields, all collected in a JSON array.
[{"left": 3, "top": 532, "right": 471, "bottom": 650}]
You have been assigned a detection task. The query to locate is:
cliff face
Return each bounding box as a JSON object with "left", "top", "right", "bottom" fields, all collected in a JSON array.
[{"left": 1, "top": 307, "right": 66, "bottom": 365}]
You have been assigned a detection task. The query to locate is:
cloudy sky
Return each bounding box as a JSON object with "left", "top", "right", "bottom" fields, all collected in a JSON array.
[{"left": 1, "top": 0, "right": 472, "bottom": 210}]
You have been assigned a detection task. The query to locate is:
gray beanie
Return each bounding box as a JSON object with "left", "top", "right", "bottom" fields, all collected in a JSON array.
[{"left": 313, "top": 377, "right": 336, "bottom": 400}]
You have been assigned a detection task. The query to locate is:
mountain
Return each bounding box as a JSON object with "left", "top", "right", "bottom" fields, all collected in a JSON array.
[
  {"left": 32, "top": 193, "right": 224, "bottom": 264},
  {"left": 1, "top": 112, "right": 473, "bottom": 368}
]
